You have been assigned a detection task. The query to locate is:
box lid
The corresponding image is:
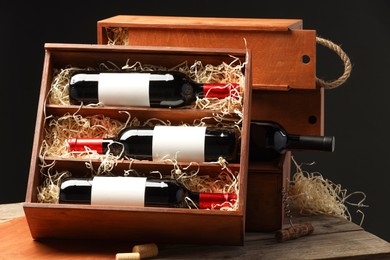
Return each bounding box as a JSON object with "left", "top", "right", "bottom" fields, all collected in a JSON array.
[
  {"left": 97, "top": 15, "right": 316, "bottom": 91},
  {"left": 98, "top": 15, "right": 303, "bottom": 31}
]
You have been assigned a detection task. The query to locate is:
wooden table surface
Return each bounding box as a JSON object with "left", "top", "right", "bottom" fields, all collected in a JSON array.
[{"left": 1, "top": 202, "right": 390, "bottom": 259}]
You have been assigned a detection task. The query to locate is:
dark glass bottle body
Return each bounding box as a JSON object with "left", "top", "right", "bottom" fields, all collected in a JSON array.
[
  {"left": 69, "top": 71, "right": 239, "bottom": 108},
  {"left": 67, "top": 125, "right": 239, "bottom": 162},
  {"left": 59, "top": 177, "right": 237, "bottom": 209},
  {"left": 249, "top": 121, "right": 335, "bottom": 161}
]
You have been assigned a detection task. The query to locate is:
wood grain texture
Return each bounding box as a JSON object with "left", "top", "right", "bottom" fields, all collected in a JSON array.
[
  {"left": 1, "top": 203, "right": 390, "bottom": 259},
  {"left": 96, "top": 15, "right": 323, "bottom": 136},
  {"left": 98, "top": 15, "right": 303, "bottom": 31},
  {"left": 97, "top": 15, "right": 315, "bottom": 90}
]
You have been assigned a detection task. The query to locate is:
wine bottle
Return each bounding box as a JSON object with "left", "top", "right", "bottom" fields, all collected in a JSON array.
[
  {"left": 59, "top": 176, "right": 237, "bottom": 209},
  {"left": 67, "top": 125, "right": 238, "bottom": 162},
  {"left": 69, "top": 70, "right": 240, "bottom": 108},
  {"left": 249, "top": 121, "right": 335, "bottom": 161}
]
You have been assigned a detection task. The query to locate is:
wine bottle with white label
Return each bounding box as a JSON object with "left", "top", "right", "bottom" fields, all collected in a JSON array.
[
  {"left": 69, "top": 71, "right": 240, "bottom": 108},
  {"left": 59, "top": 176, "right": 237, "bottom": 209},
  {"left": 67, "top": 125, "right": 239, "bottom": 162}
]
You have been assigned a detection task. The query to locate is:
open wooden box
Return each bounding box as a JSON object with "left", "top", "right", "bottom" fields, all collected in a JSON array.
[
  {"left": 97, "top": 15, "right": 323, "bottom": 136},
  {"left": 97, "top": 15, "right": 321, "bottom": 232},
  {"left": 23, "top": 43, "right": 253, "bottom": 245}
]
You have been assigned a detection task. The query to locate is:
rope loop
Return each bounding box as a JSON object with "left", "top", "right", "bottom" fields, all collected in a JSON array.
[{"left": 315, "top": 36, "right": 352, "bottom": 89}]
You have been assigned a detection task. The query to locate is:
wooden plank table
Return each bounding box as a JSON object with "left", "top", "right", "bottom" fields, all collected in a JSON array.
[{"left": 1, "top": 202, "right": 390, "bottom": 259}]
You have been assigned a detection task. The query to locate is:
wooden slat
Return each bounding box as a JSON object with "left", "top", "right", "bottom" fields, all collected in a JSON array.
[
  {"left": 1, "top": 203, "right": 389, "bottom": 259},
  {"left": 250, "top": 88, "right": 324, "bottom": 135},
  {"left": 23, "top": 202, "right": 244, "bottom": 245},
  {"left": 98, "top": 15, "right": 303, "bottom": 31},
  {"left": 159, "top": 230, "right": 390, "bottom": 259},
  {"left": 0, "top": 216, "right": 130, "bottom": 260},
  {"left": 0, "top": 203, "right": 24, "bottom": 223}
]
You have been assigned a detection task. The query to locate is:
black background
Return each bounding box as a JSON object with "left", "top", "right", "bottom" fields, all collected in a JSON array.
[{"left": 2, "top": 1, "right": 389, "bottom": 242}]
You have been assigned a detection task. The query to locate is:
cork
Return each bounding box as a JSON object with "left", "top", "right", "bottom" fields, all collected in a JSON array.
[
  {"left": 132, "top": 243, "right": 159, "bottom": 258},
  {"left": 275, "top": 223, "right": 314, "bottom": 242},
  {"left": 115, "top": 252, "right": 141, "bottom": 260}
]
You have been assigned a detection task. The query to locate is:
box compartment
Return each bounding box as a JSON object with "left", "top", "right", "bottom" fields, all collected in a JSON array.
[{"left": 24, "top": 43, "right": 252, "bottom": 245}]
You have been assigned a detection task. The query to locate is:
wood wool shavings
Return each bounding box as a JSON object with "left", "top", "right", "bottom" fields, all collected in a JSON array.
[
  {"left": 36, "top": 161, "right": 71, "bottom": 204},
  {"left": 40, "top": 113, "right": 128, "bottom": 158},
  {"left": 288, "top": 157, "right": 368, "bottom": 225},
  {"left": 157, "top": 156, "right": 239, "bottom": 211},
  {"left": 105, "top": 27, "right": 129, "bottom": 45}
]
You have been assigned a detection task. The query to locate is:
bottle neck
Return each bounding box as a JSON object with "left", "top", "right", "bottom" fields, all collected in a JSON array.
[
  {"left": 286, "top": 134, "right": 335, "bottom": 152},
  {"left": 67, "top": 138, "right": 121, "bottom": 155},
  {"left": 67, "top": 137, "right": 153, "bottom": 160},
  {"left": 144, "top": 179, "right": 236, "bottom": 209}
]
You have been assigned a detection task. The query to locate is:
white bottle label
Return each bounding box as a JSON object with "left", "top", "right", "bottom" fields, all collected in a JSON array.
[
  {"left": 91, "top": 176, "right": 146, "bottom": 206},
  {"left": 98, "top": 73, "right": 150, "bottom": 107},
  {"left": 152, "top": 126, "right": 206, "bottom": 162}
]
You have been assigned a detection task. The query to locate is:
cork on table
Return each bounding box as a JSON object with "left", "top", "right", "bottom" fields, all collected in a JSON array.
[{"left": 1, "top": 202, "right": 390, "bottom": 259}]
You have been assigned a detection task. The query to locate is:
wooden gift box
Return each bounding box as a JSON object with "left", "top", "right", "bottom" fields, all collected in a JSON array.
[
  {"left": 23, "top": 43, "right": 252, "bottom": 245},
  {"left": 97, "top": 15, "right": 323, "bottom": 136},
  {"left": 97, "top": 15, "right": 320, "bottom": 232}
]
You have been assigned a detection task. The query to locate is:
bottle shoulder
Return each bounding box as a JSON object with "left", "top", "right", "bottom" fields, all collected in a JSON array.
[{"left": 117, "top": 127, "right": 154, "bottom": 140}]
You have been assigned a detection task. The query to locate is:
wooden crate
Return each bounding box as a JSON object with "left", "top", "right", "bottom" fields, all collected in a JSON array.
[
  {"left": 23, "top": 43, "right": 253, "bottom": 245},
  {"left": 97, "top": 15, "right": 319, "bottom": 232},
  {"left": 97, "top": 15, "right": 323, "bottom": 137}
]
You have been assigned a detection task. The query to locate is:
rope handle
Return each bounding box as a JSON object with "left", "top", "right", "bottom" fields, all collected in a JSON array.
[{"left": 315, "top": 36, "right": 352, "bottom": 89}]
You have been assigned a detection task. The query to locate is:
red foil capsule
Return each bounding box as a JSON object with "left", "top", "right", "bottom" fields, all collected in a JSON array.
[
  {"left": 203, "top": 83, "right": 240, "bottom": 99},
  {"left": 67, "top": 138, "right": 104, "bottom": 153},
  {"left": 198, "top": 192, "right": 237, "bottom": 209}
]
